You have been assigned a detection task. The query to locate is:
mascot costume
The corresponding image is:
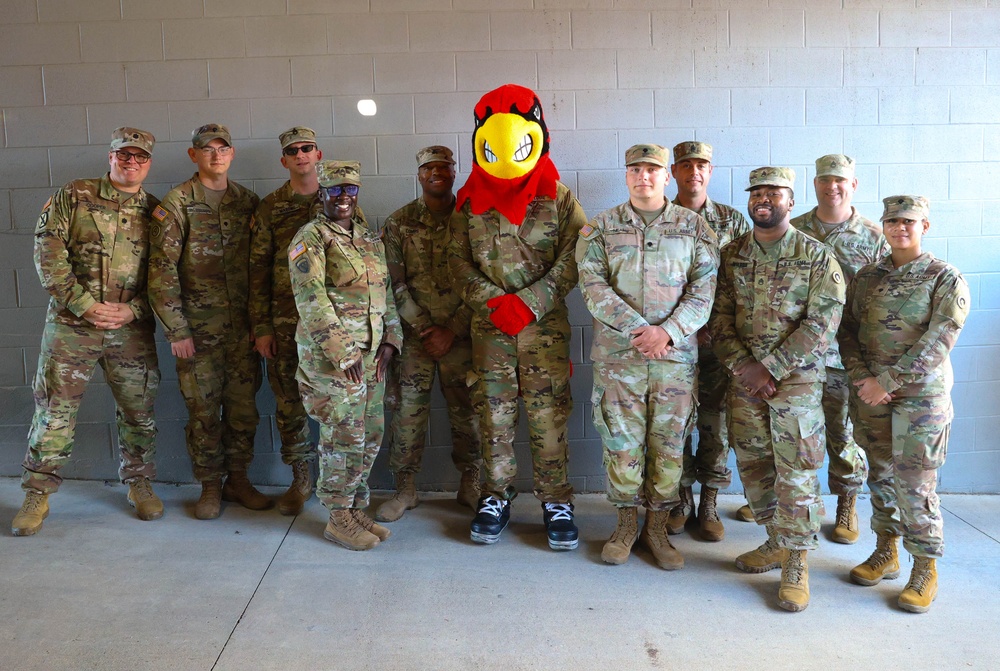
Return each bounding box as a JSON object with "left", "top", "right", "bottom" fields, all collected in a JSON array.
[{"left": 448, "top": 84, "right": 587, "bottom": 551}]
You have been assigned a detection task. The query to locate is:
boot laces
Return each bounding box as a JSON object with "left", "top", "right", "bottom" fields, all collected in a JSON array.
[
  {"left": 22, "top": 491, "right": 45, "bottom": 513},
  {"left": 352, "top": 509, "right": 374, "bottom": 532},
  {"left": 131, "top": 478, "right": 155, "bottom": 501},
  {"left": 784, "top": 552, "right": 805, "bottom": 584},
  {"left": 701, "top": 491, "right": 719, "bottom": 522},
  {"left": 478, "top": 496, "right": 506, "bottom": 519},
  {"left": 544, "top": 503, "right": 573, "bottom": 521},
  {"left": 836, "top": 496, "right": 856, "bottom": 529},
  {"left": 907, "top": 561, "right": 932, "bottom": 594}
]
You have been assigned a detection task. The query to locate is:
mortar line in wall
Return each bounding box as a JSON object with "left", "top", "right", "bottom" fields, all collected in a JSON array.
[{"left": 209, "top": 515, "right": 297, "bottom": 671}]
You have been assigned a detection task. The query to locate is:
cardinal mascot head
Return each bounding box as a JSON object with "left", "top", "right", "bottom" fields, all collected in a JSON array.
[{"left": 456, "top": 84, "right": 561, "bottom": 225}]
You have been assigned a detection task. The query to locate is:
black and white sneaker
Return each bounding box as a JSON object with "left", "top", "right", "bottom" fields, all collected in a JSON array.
[
  {"left": 543, "top": 502, "right": 579, "bottom": 551},
  {"left": 470, "top": 495, "right": 510, "bottom": 544}
]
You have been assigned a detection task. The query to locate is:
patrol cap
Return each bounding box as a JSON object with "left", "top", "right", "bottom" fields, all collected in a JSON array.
[
  {"left": 815, "top": 154, "right": 855, "bottom": 179},
  {"left": 279, "top": 126, "right": 317, "bottom": 149},
  {"left": 416, "top": 145, "right": 456, "bottom": 168},
  {"left": 881, "top": 195, "right": 930, "bottom": 222},
  {"left": 672, "top": 141, "right": 713, "bottom": 164},
  {"left": 317, "top": 160, "right": 361, "bottom": 187},
  {"left": 191, "top": 123, "right": 232, "bottom": 148},
  {"left": 625, "top": 144, "right": 669, "bottom": 168},
  {"left": 110, "top": 127, "right": 155, "bottom": 155},
  {"left": 746, "top": 166, "right": 796, "bottom": 191}
]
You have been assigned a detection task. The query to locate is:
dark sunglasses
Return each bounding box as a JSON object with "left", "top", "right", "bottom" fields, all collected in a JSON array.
[
  {"left": 321, "top": 184, "right": 359, "bottom": 197},
  {"left": 282, "top": 144, "right": 317, "bottom": 156},
  {"left": 113, "top": 150, "right": 151, "bottom": 164}
]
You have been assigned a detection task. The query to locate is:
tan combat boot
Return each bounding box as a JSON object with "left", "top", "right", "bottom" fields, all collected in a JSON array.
[
  {"left": 832, "top": 493, "right": 860, "bottom": 544},
  {"left": 666, "top": 486, "right": 694, "bottom": 535},
  {"left": 11, "top": 490, "right": 50, "bottom": 536},
  {"left": 127, "top": 477, "right": 164, "bottom": 521},
  {"left": 898, "top": 557, "right": 938, "bottom": 613},
  {"left": 698, "top": 487, "right": 725, "bottom": 542},
  {"left": 324, "top": 508, "right": 380, "bottom": 551},
  {"left": 456, "top": 465, "right": 481, "bottom": 510},
  {"left": 375, "top": 472, "right": 418, "bottom": 522},
  {"left": 601, "top": 506, "right": 639, "bottom": 565},
  {"left": 222, "top": 470, "right": 274, "bottom": 510},
  {"left": 735, "top": 524, "right": 789, "bottom": 573},
  {"left": 195, "top": 478, "right": 223, "bottom": 520},
  {"left": 737, "top": 504, "right": 755, "bottom": 522},
  {"left": 640, "top": 509, "right": 684, "bottom": 570},
  {"left": 850, "top": 533, "right": 901, "bottom": 586},
  {"left": 777, "top": 549, "right": 810, "bottom": 612},
  {"left": 277, "top": 461, "right": 313, "bottom": 516},
  {"left": 352, "top": 509, "right": 391, "bottom": 541}
]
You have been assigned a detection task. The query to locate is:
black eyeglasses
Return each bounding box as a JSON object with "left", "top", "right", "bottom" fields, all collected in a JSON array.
[
  {"left": 321, "top": 184, "right": 359, "bottom": 197},
  {"left": 282, "top": 144, "right": 317, "bottom": 156},
  {"left": 113, "top": 150, "right": 151, "bottom": 164}
]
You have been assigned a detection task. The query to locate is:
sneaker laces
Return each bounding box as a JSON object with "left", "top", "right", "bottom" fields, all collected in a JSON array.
[
  {"left": 544, "top": 503, "right": 573, "bottom": 522},
  {"left": 478, "top": 496, "right": 506, "bottom": 518}
]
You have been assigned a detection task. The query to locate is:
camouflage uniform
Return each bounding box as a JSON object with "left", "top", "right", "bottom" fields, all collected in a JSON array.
[
  {"left": 289, "top": 210, "right": 402, "bottom": 510},
  {"left": 449, "top": 181, "right": 586, "bottom": 502},
  {"left": 249, "top": 181, "right": 317, "bottom": 464},
  {"left": 674, "top": 196, "right": 751, "bottom": 490},
  {"left": 840, "top": 250, "right": 969, "bottom": 558},
  {"left": 23, "top": 174, "right": 160, "bottom": 493},
  {"left": 577, "top": 200, "right": 718, "bottom": 509},
  {"left": 791, "top": 205, "right": 888, "bottom": 496},
  {"left": 148, "top": 173, "right": 262, "bottom": 481},
  {"left": 383, "top": 197, "right": 481, "bottom": 476},
  {"left": 710, "top": 221, "right": 846, "bottom": 550}
]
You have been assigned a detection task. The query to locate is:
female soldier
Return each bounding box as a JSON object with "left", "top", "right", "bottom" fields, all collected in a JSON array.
[{"left": 839, "top": 195, "right": 970, "bottom": 613}]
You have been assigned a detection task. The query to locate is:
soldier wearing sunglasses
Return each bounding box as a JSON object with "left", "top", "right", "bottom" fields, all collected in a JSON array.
[
  {"left": 13, "top": 127, "right": 163, "bottom": 536},
  {"left": 288, "top": 160, "right": 402, "bottom": 551},
  {"left": 249, "top": 127, "right": 325, "bottom": 516}
]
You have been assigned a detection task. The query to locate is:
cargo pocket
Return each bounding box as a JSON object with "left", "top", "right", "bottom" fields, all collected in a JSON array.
[
  {"left": 920, "top": 424, "right": 950, "bottom": 469},
  {"left": 795, "top": 409, "right": 826, "bottom": 470}
]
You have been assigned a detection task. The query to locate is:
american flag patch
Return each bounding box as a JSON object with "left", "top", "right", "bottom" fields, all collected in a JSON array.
[
  {"left": 152, "top": 205, "right": 168, "bottom": 222},
  {"left": 580, "top": 224, "right": 594, "bottom": 236},
  {"left": 289, "top": 241, "right": 307, "bottom": 260}
]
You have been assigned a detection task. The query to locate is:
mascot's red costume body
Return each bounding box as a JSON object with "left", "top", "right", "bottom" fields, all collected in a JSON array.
[{"left": 448, "top": 84, "right": 587, "bottom": 550}]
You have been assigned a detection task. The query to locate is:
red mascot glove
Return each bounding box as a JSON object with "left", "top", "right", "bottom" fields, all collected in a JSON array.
[{"left": 486, "top": 294, "right": 535, "bottom": 336}]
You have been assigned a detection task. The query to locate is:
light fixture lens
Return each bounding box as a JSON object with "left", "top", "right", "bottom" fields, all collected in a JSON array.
[{"left": 357, "top": 99, "right": 377, "bottom": 116}]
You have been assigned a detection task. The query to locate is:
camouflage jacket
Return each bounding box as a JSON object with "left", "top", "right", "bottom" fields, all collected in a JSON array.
[
  {"left": 448, "top": 181, "right": 587, "bottom": 327},
  {"left": 34, "top": 174, "right": 158, "bottom": 327},
  {"left": 288, "top": 212, "right": 403, "bottom": 374},
  {"left": 791, "top": 206, "right": 889, "bottom": 369},
  {"left": 673, "top": 196, "right": 751, "bottom": 250},
  {"left": 147, "top": 173, "right": 259, "bottom": 342},
  {"left": 576, "top": 201, "right": 719, "bottom": 364},
  {"left": 248, "top": 181, "right": 319, "bottom": 338},
  {"left": 839, "top": 252, "right": 969, "bottom": 398},
  {"left": 383, "top": 197, "right": 473, "bottom": 339},
  {"left": 710, "top": 226, "right": 846, "bottom": 384}
]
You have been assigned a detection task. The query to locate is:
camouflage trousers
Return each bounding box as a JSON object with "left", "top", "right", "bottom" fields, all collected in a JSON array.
[
  {"left": 266, "top": 325, "right": 313, "bottom": 465},
  {"left": 470, "top": 316, "right": 573, "bottom": 503},
  {"left": 822, "top": 367, "right": 868, "bottom": 495},
  {"left": 851, "top": 394, "right": 951, "bottom": 558},
  {"left": 176, "top": 334, "right": 261, "bottom": 481},
  {"left": 681, "top": 352, "right": 732, "bottom": 489},
  {"left": 592, "top": 360, "right": 696, "bottom": 510},
  {"left": 297, "top": 349, "right": 385, "bottom": 510},
  {"left": 22, "top": 320, "right": 159, "bottom": 494},
  {"left": 387, "top": 334, "right": 481, "bottom": 476},
  {"left": 728, "top": 382, "right": 826, "bottom": 550}
]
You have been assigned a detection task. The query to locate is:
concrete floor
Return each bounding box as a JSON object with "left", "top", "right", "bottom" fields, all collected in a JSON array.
[{"left": 1, "top": 478, "right": 997, "bottom": 671}]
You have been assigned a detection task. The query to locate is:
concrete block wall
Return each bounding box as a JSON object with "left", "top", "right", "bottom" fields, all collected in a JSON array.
[{"left": 1, "top": 0, "right": 998, "bottom": 494}]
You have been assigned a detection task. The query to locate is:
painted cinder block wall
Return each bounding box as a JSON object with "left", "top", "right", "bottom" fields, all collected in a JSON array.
[{"left": 1, "top": 0, "right": 998, "bottom": 494}]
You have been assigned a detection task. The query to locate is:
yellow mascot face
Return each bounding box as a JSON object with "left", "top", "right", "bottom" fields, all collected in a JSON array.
[
  {"left": 471, "top": 85, "right": 549, "bottom": 180},
  {"left": 474, "top": 111, "right": 545, "bottom": 180}
]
